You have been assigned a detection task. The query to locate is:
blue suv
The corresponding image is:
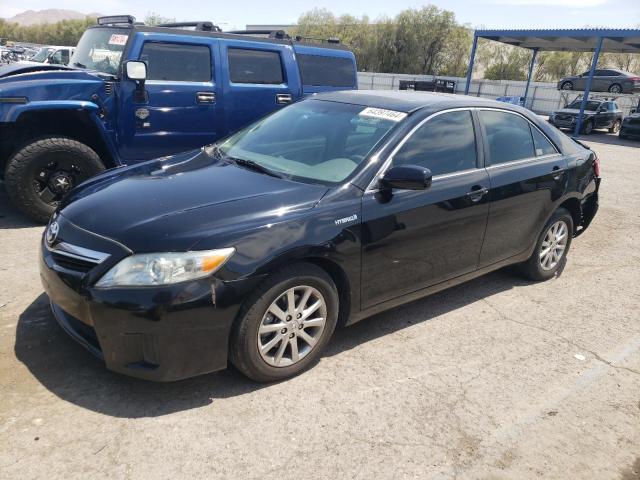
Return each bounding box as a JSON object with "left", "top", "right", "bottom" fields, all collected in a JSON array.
[{"left": 0, "top": 16, "right": 358, "bottom": 222}]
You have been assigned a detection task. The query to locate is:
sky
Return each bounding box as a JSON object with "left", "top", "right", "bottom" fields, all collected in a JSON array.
[{"left": 0, "top": 0, "right": 639, "bottom": 30}]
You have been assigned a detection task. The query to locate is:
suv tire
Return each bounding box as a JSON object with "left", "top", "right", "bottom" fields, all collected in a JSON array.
[
  {"left": 4, "top": 137, "right": 105, "bottom": 223},
  {"left": 520, "top": 208, "right": 574, "bottom": 281},
  {"left": 229, "top": 262, "right": 339, "bottom": 382},
  {"left": 609, "top": 119, "right": 621, "bottom": 134}
]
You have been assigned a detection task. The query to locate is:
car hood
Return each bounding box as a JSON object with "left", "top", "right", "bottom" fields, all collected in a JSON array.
[
  {"left": 0, "top": 61, "right": 74, "bottom": 79},
  {"left": 554, "top": 108, "right": 597, "bottom": 115},
  {"left": 59, "top": 149, "right": 330, "bottom": 252}
]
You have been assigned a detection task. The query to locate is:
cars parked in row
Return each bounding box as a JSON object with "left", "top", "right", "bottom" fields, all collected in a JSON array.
[
  {"left": 548, "top": 99, "right": 623, "bottom": 134},
  {"left": 28, "top": 45, "right": 75, "bottom": 65},
  {"left": 0, "top": 15, "right": 358, "bottom": 223},
  {"left": 40, "top": 91, "right": 600, "bottom": 382},
  {"left": 557, "top": 69, "right": 640, "bottom": 94}
]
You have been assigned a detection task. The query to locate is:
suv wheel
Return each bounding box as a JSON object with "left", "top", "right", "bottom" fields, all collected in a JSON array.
[
  {"left": 582, "top": 120, "right": 594, "bottom": 135},
  {"left": 608, "top": 83, "right": 622, "bottom": 94},
  {"left": 561, "top": 81, "right": 573, "bottom": 90},
  {"left": 229, "top": 263, "right": 339, "bottom": 382},
  {"left": 4, "top": 137, "right": 105, "bottom": 223},
  {"left": 609, "top": 119, "right": 621, "bottom": 134},
  {"left": 520, "top": 208, "right": 573, "bottom": 281}
]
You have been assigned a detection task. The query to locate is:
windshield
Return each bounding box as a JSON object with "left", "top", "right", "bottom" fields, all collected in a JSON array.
[
  {"left": 567, "top": 100, "right": 601, "bottom": 111},
  {"left": 30, "top": 47, "right": 53, "bottom": 62},
  {"left": 70, "top": 27, "right": 129, "bottom": 75},
  {"left": 216, "top": 100, "right": 402, "bottom": 184}
]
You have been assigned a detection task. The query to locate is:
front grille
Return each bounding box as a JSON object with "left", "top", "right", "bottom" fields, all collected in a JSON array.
[
  {"left": 51, "top": 252, "right": 97, "bottom": 273},
  {"left": 104, "top": 82, "right": 114, "bottom": 96}
]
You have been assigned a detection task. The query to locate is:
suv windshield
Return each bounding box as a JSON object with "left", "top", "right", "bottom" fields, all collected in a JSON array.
[
  {"left": 216, "top": 100, "right": 402, "bottom": 184},
  {"left": 567, "top": 100, "right": 601, "bottom": 111},
  {"left": 70, "top": 27, "right": 128, "bottom": 75},
  {"left": 30, "top": 47, "right": 54, "bottom": 63}
]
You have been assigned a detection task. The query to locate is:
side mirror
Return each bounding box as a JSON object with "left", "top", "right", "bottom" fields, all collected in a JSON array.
[
  {"left": 125, "top": 61, "right": 148, "bottom": 103},
  {"left": 126, "top": 60, "right": 147, "bottom": 81},
  {"left": 379, "top": 165, "right": 432, "bottom": 191}
]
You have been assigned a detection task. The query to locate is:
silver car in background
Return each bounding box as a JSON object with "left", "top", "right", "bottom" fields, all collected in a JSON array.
[{"left": 558, "top": 69, "right": 640, "bottom": 94}]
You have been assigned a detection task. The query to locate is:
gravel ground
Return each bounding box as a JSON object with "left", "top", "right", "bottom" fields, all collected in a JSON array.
[{"left": 0, "top": 133, "right": 639, "bottom": 480}]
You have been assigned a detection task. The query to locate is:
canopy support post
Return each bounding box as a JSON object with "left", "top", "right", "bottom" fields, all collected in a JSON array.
[
  {"left": 464, "top": 34, "right": 478, "bottom": 95},
  {"left": 574, "top": 36, "right": 603, "bottom": 137},
  {"left": 523, "top": 48, "right": 538, "bottom": 109}
]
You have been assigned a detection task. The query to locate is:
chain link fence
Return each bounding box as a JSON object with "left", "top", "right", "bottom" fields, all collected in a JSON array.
[{"left": 358, "top": 72, "right": 639, "bottom": 116}]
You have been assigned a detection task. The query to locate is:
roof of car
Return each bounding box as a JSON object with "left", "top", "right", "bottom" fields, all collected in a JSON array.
[{"left": 312, "top": 90, "right": 514, "bottom": 113}]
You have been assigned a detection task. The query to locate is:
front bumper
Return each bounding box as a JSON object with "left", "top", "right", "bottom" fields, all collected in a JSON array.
[
  {"left": 39, "top": 223, "right": 259, "bottom": 381},
  {"left": 620, "top": 122, "right": 640, "bottom": 138}
]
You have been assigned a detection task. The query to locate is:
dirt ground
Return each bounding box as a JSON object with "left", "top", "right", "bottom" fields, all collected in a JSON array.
[{"left": 0, "top": 133, "right": 639, "bottom": 480}]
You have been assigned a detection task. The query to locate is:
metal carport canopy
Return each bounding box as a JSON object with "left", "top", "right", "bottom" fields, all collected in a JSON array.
[{"left": 464, "top": 28, "right": 640, "bottom": 136}]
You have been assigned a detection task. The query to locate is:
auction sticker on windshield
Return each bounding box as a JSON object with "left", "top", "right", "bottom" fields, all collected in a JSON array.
[
  {"left": 108, "top": 34, "right": 128, "bottom": 46},
  {"left": 359, "top": 107, "right": 407, "bottom": 122}
]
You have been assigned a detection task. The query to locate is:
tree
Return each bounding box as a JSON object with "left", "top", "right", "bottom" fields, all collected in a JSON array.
[{"left": 144, "top": 12, "right": 176, "bottom": 26}]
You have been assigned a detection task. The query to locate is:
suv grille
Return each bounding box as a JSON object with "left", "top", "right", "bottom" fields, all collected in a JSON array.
[{"left": 104, "top": 82, "right": 114, "bottom": 96}]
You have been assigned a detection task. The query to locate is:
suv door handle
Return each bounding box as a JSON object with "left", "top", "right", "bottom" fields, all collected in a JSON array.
[
  {"left": 276, "top": 93, "right": 293, "bottom": 105},
  {"left": 465, "top": 186, "right": 489, "bottom": 202},
  {"left": 196, "top": 92, "right": 216, "bottom": 104},
  {"left": 552, "top": 166, "right": 565, "bottom": 180}
]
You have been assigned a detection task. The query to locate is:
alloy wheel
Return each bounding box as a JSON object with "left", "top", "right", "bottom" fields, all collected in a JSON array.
[
  {"left": 257, "top": 286, "right": 327, "bottom": 367},
  {"left": 539, "top": 220, "right": 568, "bottom": 271}
]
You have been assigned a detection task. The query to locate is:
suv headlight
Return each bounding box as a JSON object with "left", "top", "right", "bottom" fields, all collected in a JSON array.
[{"left": 96, "top": 248, "right": 235, "bottom": 287}]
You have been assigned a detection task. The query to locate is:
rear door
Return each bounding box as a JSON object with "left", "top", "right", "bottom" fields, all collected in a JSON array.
[
  {"left": 218, "top": 39, "right": 301, "bottom": 135},
  {"left": 118, "top": 34, "right": 223, "bottom": 162},
  {"left": 477, "top": 109, "right": 568, "bottom": 267}
]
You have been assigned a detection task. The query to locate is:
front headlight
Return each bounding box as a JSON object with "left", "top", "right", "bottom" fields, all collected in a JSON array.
[{"left": 95, "top": 248, "right": 235, "bottom": 287}]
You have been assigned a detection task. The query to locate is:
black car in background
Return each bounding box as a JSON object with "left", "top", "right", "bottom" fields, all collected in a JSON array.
[
  {"left": 549, "top": 99, "right": 623, "bottom": 134},
  {"left": 620, "top": 110, "right": 640, "bottom": 139},
  {"left": 558, "top": 69, "right": 640, "bottom": 94},
  {"left": 39, "top": 91, "right": 600, "bottom": 382}
]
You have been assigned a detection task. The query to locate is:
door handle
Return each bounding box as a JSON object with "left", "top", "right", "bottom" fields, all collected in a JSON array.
[
  {"left": 552, "top": 166, "right": 565, "bottom": 180},
  {"left": 276, "top": 93, "right": 293, "bottom": 105},
  {"left": 196, "top": 92, "right": 216, "bottom": 104},
  {"left": 465, "top": 186, "right": 489, "bottom": 202}
]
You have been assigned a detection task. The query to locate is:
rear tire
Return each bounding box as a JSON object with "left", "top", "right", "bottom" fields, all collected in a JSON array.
[
  {"left": 520, "top": 208, "right": 574, "bottom": 282},
  {"left": 4, "top": 137, "right": 104, "bottom": 223},
  {"left": 229, "top": 262, "right": 339, "bottom": 382},
  {"left": 608, "top": 83, "right": 622, "bottom": 94}
]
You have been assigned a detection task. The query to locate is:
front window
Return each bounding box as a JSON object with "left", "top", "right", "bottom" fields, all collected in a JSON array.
[
  {"left": 216, "top": 100, "right": 402, "bottom": 184},
  {"left": 567, "top": 100, "right": 601, "bottom": 111},
  {"left": 70, "top": 27, "right": 129, "bottom": 75}
]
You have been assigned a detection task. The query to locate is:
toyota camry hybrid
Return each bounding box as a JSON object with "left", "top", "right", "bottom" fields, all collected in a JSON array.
[{"left": 40, "top": 91, "right": 600, "bottom": 382}]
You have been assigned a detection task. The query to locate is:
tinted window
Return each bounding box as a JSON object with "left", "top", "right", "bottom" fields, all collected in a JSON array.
[
  {"left": 531, "top": 126, "right": 557, "bottom": 156},
  {"left": 141, "top": 43, "right": 211, "bottom": 82},
  {"left": 600, "top": 103, "right": 609, "bottom": 111},
  {"left": 612, "top": 102, "right": 619, "bottom": 110},
  {"left": 228, "top": 48, "right": 283, "bottom": 84},
  {"left": 298, "top": 54, "right": 356, "bottom": 87},
  {"left": 393, "top": 111, "right": 477, "bottom": 176},
  {"left": 566, "top": 100, "right": 601, "bottom": 111},
  {"left": 480, "top": 111, "right": 534, "bottom": 164}
]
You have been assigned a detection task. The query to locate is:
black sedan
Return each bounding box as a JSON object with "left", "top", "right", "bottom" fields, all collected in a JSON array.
[{"left": 40, "top": 91, "right": 601, "bottom": 382}]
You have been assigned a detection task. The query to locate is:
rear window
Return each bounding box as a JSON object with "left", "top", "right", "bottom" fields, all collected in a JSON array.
[
  {"left": 298, "top": 54, "right": 356, "bottom": 87},
  {"left": 228, "top": 48, "right": 284, "bottom": 84},
  {"left": 141, "top": 42, "right": 211, "bottom": 82}
]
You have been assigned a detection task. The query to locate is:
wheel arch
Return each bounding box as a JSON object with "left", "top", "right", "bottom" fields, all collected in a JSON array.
[{"left": 557, "top": 196, "right": 581, "bottom": 235}]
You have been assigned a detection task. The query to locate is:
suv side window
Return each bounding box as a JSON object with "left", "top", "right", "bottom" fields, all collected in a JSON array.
[
  {"left": 599, "top": 102, "right": 609, "bottom": 112},
  {"left": 480, "top": 110, "right": 535, "bottom": 164},
  {"left": 611, "top": 102, "right": 619, "bottom": 111},
  {"left": 141, "top": 42, "right": 211, "bottom": 82},
  {"left": 298, "top": 54, "right": 356, "bottom": 87},
  {"left": 228, "top": 48, "right": 284, "bottom": 84},
  {"left": 530, "top": 126, "right": 557, "bottom": 156},
  {"left": 393, "top": 110, "right": 477, "bottom": 176}
]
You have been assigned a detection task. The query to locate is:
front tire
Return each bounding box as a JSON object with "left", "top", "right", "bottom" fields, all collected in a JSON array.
[
  {"left": 582, "top": 120, "right": 594, "bottom": 135},
  {"left": 229, "top": 263, "right": 339, "bottom": 382},
  {"left": 608, "top": 83, "right": 622, "bottom": 94},
  {"left": 520, "top": 208, "right": 573, "bottom": 281},
  {"left": 561, "top": 81, "right": 573, "bottom": 90},
  {"left": 4, "top": 137, "right": 104, "bottom": 223},
  {"left": 609, "top": 120, "right": 621, "bottom": 134}
]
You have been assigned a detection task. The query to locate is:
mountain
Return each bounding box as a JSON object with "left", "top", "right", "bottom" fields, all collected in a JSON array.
[{"left": 4, "top": 9, "right": 102, "bottom": 26}]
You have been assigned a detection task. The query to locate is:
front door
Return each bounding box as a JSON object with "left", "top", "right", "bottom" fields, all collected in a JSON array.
[
  {"left": 477, "top": 109, "right": 568, "bottom": 266},
  {"left": 118, "top": 35, "right": 223, "bottom": 162},
  {"left": 361, "top": 110, "right": 490, "bottom": 308}
]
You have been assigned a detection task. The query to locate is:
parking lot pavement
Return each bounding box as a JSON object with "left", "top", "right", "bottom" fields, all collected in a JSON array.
[{"left": 0, "top": 133, "right": 639, "bottom": 480}]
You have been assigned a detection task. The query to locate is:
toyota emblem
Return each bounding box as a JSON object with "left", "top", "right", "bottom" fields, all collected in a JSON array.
[{"left": 46, "top": 221, "right": 59, "bottom": 246}]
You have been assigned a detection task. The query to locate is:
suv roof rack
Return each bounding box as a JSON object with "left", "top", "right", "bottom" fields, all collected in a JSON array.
[
  {"left": 97, "top": 15, "right": 136, "bottom": 26},
  {"left": 226, "top": 29, "right": 291, "bottom": 40},
  {"left": 294, "top": 35, "right": 341, "bottom": 45},
  {"left": 157, "top": 21, "right": 222, "bottom": 32}
]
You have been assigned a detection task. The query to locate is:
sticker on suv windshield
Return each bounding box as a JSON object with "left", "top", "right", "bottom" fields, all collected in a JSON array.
[
  {"left": 359, "top": 107, "right": 407, "bottom": 122},
  {"left": 108, "top": 34, "right": 129, "bottom": 46}
]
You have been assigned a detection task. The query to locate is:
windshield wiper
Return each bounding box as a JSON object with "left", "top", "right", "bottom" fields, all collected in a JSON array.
[
  {"left": 229, "top": 157, "right": 283, "bottom": 179},
  {"left": 72, "top": 62, "right": 86, "bottom": 68}
]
